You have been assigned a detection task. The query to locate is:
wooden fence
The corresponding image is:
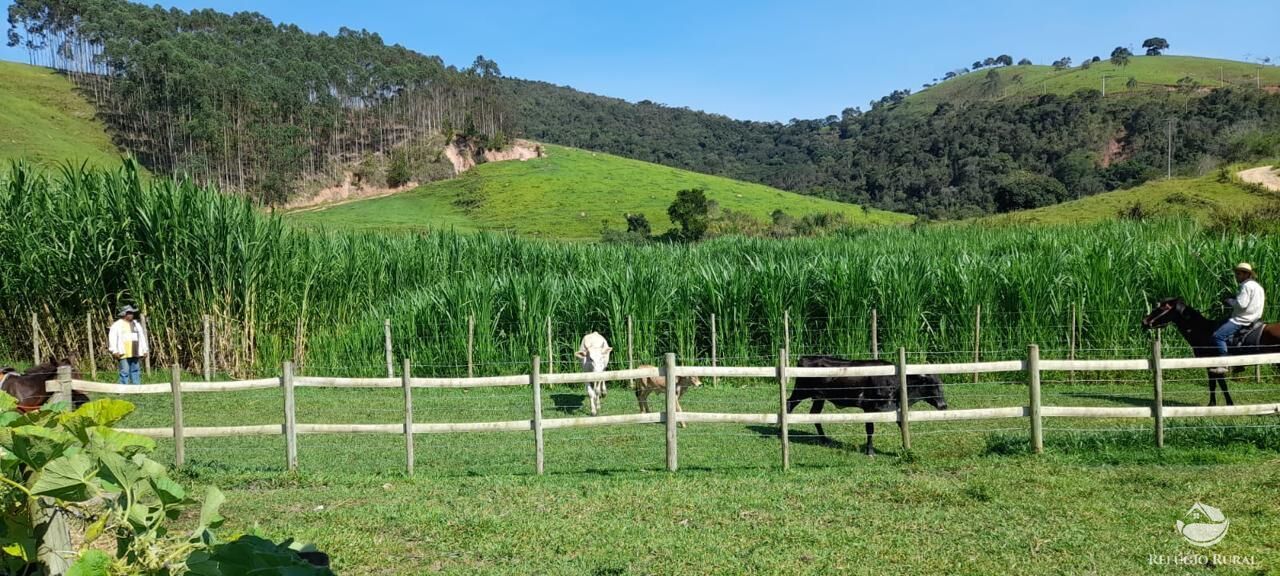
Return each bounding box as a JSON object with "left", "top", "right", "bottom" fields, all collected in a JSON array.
[{"left": 45, "top": 341, "right": 1280, "bottom": 475}]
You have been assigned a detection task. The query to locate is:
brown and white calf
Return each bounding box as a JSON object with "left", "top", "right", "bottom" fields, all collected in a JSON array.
[{"left": 633, "top": 366, "right": 701, "bottom": 427}]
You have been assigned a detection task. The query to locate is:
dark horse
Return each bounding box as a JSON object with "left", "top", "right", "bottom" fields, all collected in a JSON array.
[
  {"left": 1142, "top": 298, "right": 1280, "bottom": 406},
  {"left": 1, "top": 359, "right": 89, "bottom": 413}
]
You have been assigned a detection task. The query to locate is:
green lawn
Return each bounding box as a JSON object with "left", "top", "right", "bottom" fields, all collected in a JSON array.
[
  {"left": 288, "top": 144, "right": 911, "bottom": 240},
  {"left": 49, "top": 366, "right": 1280, "bottom": 575},
  {"left": 903, "top": 56, "right": 1280, "bottom": 114},
  {"left": 0, "top": 60, "right": 129, "bottom": 168},
  {"left": 978, "top": 171, "right": 1279, "bottom": 226}
]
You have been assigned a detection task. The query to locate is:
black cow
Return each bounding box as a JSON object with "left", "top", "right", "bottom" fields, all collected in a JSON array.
[{"left": 786, "top": 355, "right": 947, "bottom": 455}]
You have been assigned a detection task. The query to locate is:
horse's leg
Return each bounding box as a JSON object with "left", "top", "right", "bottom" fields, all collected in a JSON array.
[
  {"left": 1220, "top": 376, "right": 1234, "bottom": 406},
  {"left": 864, "top": 422, "right": 876, "bottom": 457},
  {"left": 809, "top": 399, "right": 828, "bottom": 442},
  {"left": 1207, "top": 371, "right": 1218, "bottom": 406}
]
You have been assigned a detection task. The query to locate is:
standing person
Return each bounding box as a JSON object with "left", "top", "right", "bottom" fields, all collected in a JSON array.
[
  {"left": 1211, "top": 263, "right": 1265, "bottom": 374},
  {"left": 108, "top": 305, "right": 149, "bottom": 384}
]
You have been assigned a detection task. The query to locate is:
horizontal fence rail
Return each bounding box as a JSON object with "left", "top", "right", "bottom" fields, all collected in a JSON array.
[{"left": 39, "top": 343, "right": 1280, "bottom": 474}]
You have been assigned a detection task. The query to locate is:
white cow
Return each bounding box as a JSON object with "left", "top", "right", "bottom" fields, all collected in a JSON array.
[{"left": 575, "top": 331, "right": 612, "bottom": 416}]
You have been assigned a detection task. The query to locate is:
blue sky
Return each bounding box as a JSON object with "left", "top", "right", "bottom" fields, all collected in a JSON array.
[{"left": 3, "top": 0, "right": 1278, "bottom": 121}]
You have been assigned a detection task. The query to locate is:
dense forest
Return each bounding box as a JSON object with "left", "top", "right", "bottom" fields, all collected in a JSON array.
[
  {"left": 6, "top": 0, "right": 508, "bottom": 201},
  {"left": 505, "top": 79, "right": 1280, "bottom": 217}
]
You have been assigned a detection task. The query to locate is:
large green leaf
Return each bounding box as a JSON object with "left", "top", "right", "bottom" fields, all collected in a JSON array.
[
  {"left": 88, "top": 427, "right": 155, "bottom": 458},
  {"left": 184, "top": 535, "right": 333, "bottom": 576},
  {"left": 61, "top": 400, "right": 136, "bottom": 442},
  {"left": 10, "top": 426, "right": 75, "bottom": 471},
  {"left": 30, "top": 453, "right": 95, "bottom": 501},
  {"left": 93, "top": 449, "right": 141, "bottom": 489},
  {"left": 198, "top": 486, "right": 226, "bottom": 532},
  {"left": 66, "top": 549, "right": 112, "bottom": 576}
]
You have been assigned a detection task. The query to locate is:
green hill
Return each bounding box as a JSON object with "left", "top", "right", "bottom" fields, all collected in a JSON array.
[
  {"left": 288, "top": 144, "right": 911, "bottom": 239},
  {"left": 0, "top": 60, "right": 127, "bottom": 167},
  {"left": 979, "top": 168, "right": 1279, "bottom": 226},
  {"left": 902, "top": 56, "right": 1280, "bottom": 113}
]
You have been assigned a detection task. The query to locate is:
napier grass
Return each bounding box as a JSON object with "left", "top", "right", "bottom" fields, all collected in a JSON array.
[{"left": 2, "top": 162, "right": 1277, "bottom": 377}]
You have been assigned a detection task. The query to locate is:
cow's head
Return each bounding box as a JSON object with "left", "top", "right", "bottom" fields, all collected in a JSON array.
[
  {"left": 679, "top": 375, "right": 702, "bottom": 390},
  {"left": 908, "top": 374, "right": 947, "bottom": 410},
  {"left": 575, "top": 345, "right": 612, "bottom": 372}
]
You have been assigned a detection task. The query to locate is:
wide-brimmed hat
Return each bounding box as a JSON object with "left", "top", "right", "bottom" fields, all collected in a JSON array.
[
  {"left": 118, "top": 305, "right": 139, "bottom": 317},
  {"left": 1234, "top": 262, "right": 1255, "bottom": 275}
]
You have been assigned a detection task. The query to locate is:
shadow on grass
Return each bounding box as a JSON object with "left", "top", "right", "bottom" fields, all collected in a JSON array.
[
  {"left": 550, "top": 393, "right": 584, "bottom": 415},
  {"left": 984, "top": 420, "right": 1280, "bottom": 464},
  {"left": 742, "top": 424, "right": 904, "bottom": 457},
  {"left": 1057, "top": 392, "right": 1199, "bottom": 408}
]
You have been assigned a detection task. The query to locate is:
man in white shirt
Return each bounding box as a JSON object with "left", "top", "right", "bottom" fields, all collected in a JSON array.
[
  {"left": 108, "top": 305, "right": 150, "bottom": 384},
  {"left": 1211, "top": 263, "right": 1265, "bottom": 374}
]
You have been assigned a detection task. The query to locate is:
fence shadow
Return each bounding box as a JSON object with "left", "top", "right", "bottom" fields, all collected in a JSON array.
[
  {"left": 550, "top": 393, "right": 585, "bottom": 415},
  {"left": 1057, "top": 392, "right": 1198, "bottom": 408},
  {"left": 745, "top": 424, "right": 855, "bottom": 449}
]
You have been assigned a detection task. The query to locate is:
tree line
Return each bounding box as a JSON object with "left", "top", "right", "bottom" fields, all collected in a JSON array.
[
  {"left": 6, "top": 0, "right": 509, "bottom": 202},
  {"left": 505, "top": 78, "right": 1280, "bottom": 218}
]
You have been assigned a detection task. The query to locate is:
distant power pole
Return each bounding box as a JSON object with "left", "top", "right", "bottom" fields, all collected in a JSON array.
[
  {"left": 1166, "top": 119, "right": 1175, "bottom": 178},
  {"left": 1102, "top": 76, "right": 1107, "bottom": 97}
]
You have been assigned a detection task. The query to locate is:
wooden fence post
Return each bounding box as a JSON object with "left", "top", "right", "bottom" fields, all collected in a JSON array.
[
  {"left": 170, "top": 365, "right": 185, "bottom": 467},
  {"left": 777, "top": 348, "right": 790, "bottom": 471},
  {"left": 31, "top": 312, "right": 40, "bottom": 365},
  {"left": 626, "top": 315, "right": 634, "bottom": 369},
  {"left": 282, "top": 361, "right": 297, "bottom": 471},
  {"left": 973, "top": 305, "right": 982, "bottom": 384},
  {"left": 402, "top": 358, "right": 414, "bottom": 475},
  {"left": 139, "top": 313, "right": 152, "bottom": 375},
  {"left": 711, "top": 313, "right": 718, "bottom": 386},
  {"left": 1069, "top": 303, "right": 1077, "bottom": 384},
  {"left": 871, "top": 308, "right": 879, "bottom": 359},
  {"left": 531, "top": 356, "right": 544, "bottom": 475},
  {"left": 664, "top": 352, "right": 678, "bottom": 472},
  {"left": 896, "top": 347, "right": 910, "bottom": 452},
  {"left": 55, "top": 365, "right": 71, "bottom": 406},
  {"left": 203, "top": 314, "right": 211, "bottom": 381},
  {"left": 384, "top": 319, "right": 394, "bottom": 378},
  {"left": 783, "top": 309, "right": 791, "bottom": 358},
  {"left": 1152, "top": 335, "right": 1164, "bottom": 448},
  {"left": 546, "top": 316, "right": 554, "bottom": 375},
  {"left": 467, "top": 313, "right": 475, "bottom": 378},
  {"left": 86, "top": 312, "right": 96, "bottom": 380},
  {"left": 1028, "top": 344, "right": 1042, "bottom": 454}
]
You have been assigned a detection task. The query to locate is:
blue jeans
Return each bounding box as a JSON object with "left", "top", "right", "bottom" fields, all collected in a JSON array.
[
  {"left": 1212, "top": 321, "right": 1244, "bottom": 356},
  {"left": 118, "top": 357, "right": 142, "bottom": 385}
]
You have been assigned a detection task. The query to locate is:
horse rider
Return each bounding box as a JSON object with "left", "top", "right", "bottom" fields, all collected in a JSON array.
[
  {"left": 1211, "top": 263, "right": 1265, "bottom": 374},
  {"left": 109, "top": 305, "right": 150, "bottom": 384}
]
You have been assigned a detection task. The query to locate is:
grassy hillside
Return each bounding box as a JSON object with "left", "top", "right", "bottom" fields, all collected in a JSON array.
[
  {"left": 0, "top": 60, "right": 126, "bottom": 167},
  {"left": 288, "top": 144, "right": 911, "bottom": 239},
  {"left": 980, "top": 169, "right": 1279, "bottom": 226},
  {"left": 903, "top": 56, "right": 1280, "bottom": 113}
]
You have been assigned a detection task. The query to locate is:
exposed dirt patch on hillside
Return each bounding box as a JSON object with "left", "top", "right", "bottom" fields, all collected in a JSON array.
[
  {"left": 284, "top": 173, "right": 420, "bottom": 213},
  {"left": 443, "top": 138, "right": 542, "bottom": 173},
  {"left": 1237, "top": 166, "right": 1280, "bottom": 192},
  {"left": 1100, "top": 130, "right": 1127, "bottom": 168},
  {"left": 287, "top": 140, "right": 544, "bottom": 212}
]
